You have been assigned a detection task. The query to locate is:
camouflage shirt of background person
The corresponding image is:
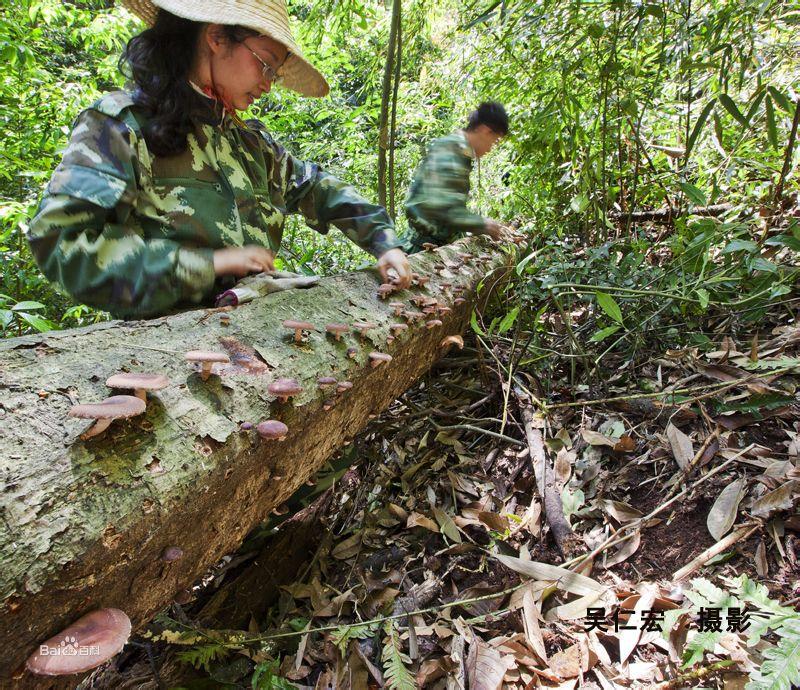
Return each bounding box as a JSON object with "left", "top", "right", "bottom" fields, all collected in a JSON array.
[
  {"left": 28, "top": 90, "right": 403, "bottom": 320},
  {"left": 403, "top": 130, "right": 485, "bottom": 253}
]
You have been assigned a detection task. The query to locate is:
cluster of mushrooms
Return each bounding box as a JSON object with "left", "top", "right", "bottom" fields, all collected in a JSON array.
[
  {"left": 39, "top": 245, "right": 488, "bottom": 678},
  {"left": 66, "top": 247, "right": 482, "bottom": 443}
]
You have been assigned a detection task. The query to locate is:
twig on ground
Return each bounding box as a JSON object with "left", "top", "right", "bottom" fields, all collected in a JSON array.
[
  {"left": 673, "top": 523, "right": 760, "bottom": 581},
  {"left": 652, "top": 660, "right": 737, "bottom": 689},
  {"left": 515, "top": 394, "right": 579, "bottom": 558}
]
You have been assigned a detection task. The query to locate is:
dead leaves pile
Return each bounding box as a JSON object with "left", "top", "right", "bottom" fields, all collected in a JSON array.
[{"left": 232, "top": 325, "right": 800, "bottom": 687}]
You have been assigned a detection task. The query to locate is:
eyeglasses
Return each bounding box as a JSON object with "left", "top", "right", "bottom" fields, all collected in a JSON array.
[{"left": 243, "top": 43, "right": 282, "bottom": 84}]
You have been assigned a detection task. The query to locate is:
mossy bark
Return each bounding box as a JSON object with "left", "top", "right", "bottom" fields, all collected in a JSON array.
[{"left": 0, "top": 237, "right": 512, "bottom": 687}]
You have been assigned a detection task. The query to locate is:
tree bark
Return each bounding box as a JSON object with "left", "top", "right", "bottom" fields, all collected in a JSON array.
[
  {"left": 0, "top": 237, "right": 510, "bottom": 687},
  {"left": 377, "top": 0, "right": 401, "bottom": 209},
  {"left": 388, "top": 2, "right": 402, "bottom": 218}
]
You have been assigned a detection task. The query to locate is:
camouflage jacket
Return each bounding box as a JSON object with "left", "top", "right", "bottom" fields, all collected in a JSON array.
[
  {"left": 28, "top": 90, "right": 401, "bottom": 319},
  {"left": 403, "top": 130, "right": 485, "bottom": 251}
]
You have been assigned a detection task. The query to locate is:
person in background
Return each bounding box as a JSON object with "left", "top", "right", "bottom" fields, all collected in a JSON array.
[
  {"left": 403, "top": 101, "right": 509, "bottom": 253},
  {"left": 28, "top": 0, "right": 411, "bottom": 320}
]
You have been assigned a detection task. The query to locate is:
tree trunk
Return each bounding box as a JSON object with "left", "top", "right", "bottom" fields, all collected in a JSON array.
[
  {"left": 377, "top": 0, "right": 401, "bottom": 209},
  {"left": 0, "top": 238, "right": 510, "bottom": 687},
  {"left": 388, "top": 2, "right": 403, "bottom": 218}
]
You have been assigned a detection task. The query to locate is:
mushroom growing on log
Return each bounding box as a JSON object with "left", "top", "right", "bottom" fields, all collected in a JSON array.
[
  {"left": 68, "top": 396, "right": 146, "bottom": 440},
  {"left": 105, "top": 373, "right": 169, "bottom": 402},
  {"left": 0, "top": 235, "right": 511, "bottom": 685}
]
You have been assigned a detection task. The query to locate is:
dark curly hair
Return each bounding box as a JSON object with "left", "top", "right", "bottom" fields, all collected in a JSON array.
[
  {"left": 119, "top": 10, "right": 259, "bottom": 157},
  {"left": 466, "top": 101, "right": 509, "bottom": 136}
]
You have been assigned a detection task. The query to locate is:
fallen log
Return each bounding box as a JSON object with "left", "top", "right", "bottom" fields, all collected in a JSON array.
[{"left": 0, "top": 236, "right": 512, "bottom": 687}]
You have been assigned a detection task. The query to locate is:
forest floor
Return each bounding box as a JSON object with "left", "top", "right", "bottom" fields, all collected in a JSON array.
[{"left": 85, "top": 303, "right": 800, "bottom": 689}]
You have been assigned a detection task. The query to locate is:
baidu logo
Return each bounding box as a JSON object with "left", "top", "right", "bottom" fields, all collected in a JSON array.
[{"left": 39, "top": 635, "right": 100, "bottom": 657}]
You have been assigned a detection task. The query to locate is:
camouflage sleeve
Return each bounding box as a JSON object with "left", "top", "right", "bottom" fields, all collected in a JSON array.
[
  {"left": 412, "top": 139, "right": 486, "bottom": 234},
  {"left": 27, "top": 108, "right": 216, "bottom": 319},
  {"left": 268, "top": 139, "right": 402, "bottom": 258}
]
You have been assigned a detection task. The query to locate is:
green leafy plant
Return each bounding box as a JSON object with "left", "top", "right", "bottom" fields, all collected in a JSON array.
[
  {"left": 330, "top": 620, "right": 380, "bottom": 657},
  {"left": 662, "top": 576, "right": 800, "bottom": 689},
  {"left": 251, "top": 659, "right": 296, "bottom": 690},
  {"left": 175, "top": 642, "right": 230, "bottom": 673},
  {"left": 381, "top": 621, "right": 415, "bottom": 690}
]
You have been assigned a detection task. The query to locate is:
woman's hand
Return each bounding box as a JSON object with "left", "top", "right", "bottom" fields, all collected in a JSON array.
[
  {"left": 213, "top": 246, "right": 275, "bottom": 277},
  {"left": 377, "top": 248, "right": 411, "bottom": 289}
]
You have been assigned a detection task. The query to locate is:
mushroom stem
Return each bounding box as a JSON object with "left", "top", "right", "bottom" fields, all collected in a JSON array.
[
  {"left": 133, "top": 389, "right": 147, "bottom": 402},
  {"left": 80, "top": 418, "right": 113, "bottom": 440},
  {"left": 293, "top": 329, "right": 303, "bottom": 343},
  {"left": 200, "top": 362, "right": 213, "bottom": 381}
]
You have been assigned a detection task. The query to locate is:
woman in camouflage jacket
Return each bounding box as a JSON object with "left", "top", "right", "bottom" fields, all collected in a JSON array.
[{"left": 28, "top": 0, "right": 411, "bottom": 319}]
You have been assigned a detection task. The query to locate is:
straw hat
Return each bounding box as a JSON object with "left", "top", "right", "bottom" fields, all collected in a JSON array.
[{"left": 120, "top": 0, "right": 329, "bottom": 97}]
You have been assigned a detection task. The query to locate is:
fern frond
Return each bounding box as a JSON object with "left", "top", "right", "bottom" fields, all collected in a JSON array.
[
  {"left": 746, "top": 618, "right": 800, "bottom": 690},
  {"left": 175, "top": 642, "right": 229, "bottom": 672},
  {"left": 330, "top": 621, "right": 380, "bottom": 656},
  {"left": 681, "top": 631, "right": 723, "bottom": 668},
  {"left": 381, "top": 622, "right": 415, "bottom": 690}
]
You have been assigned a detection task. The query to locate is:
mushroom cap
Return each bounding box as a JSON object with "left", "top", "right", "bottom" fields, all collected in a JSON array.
[
  {"left": 268, "top": 378, "right": 303, "bottom": 397},
  {"left": 454, "top": 297, "right": 466, "bottom": 305},
  {"left": 68, "top": 396, "right": 146, "bottom": 420},
  {"left": 388, "top": 302, "right": 405, "bottom": 309},
  {"left": 317, "top": 376, "right": 337, "bottom": 386},
  {"left": 337, "top": 381, "right": 354, "bottom": 392},
  {"left": 403, "top": 310, "right": 424, "bottom": 321},
  {"left": 438, "top": 306, "right": 452, "bottom": 314},
  {"left": 161, "top": 546, "right": 183, "bottom": 562},
  {"left": 441, "top": 335, "right": 465, "bottom": 350},
  {"left": 325, "top": 323, "right": 349, "bottom": 334},
  {"left": 426, "top": 319, "right": 443, "bottom": 328},
  {"left": 369, "top": 352, "right": 393, "bottom": 364},
  {"left": 353, "top": 321, "right": 377, "bottom": 331},
  {"left": 257, "top": 420, "right": 289, "bottom": 440},
  {"left": 185, "top": 350, "right": 230, "bottom": 363},
  {"left": 390, "top": 323, "right": 409, "bottom": 333},
  {"left": 106, "top": 373, "right": 169, "bottom": 391},
  {"left": 346, "top": 347, "right": 358, "bottom": 358},
  {"left": 283, "top": 320, "right": 315, "bottom": 331},
  {"left": 26, "top": 608, "right": 132, "bottom": 676}
]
